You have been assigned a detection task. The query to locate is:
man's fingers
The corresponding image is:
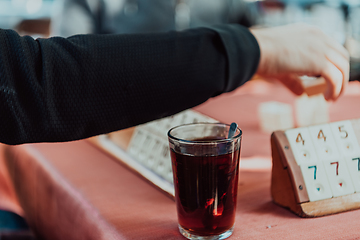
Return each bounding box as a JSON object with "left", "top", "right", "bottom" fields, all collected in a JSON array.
[
  {"left": 321, "top": 61, "right": 344, "bottom": 101},
  {"left": 326, "top": 36, "right": 350, "bottom": 61},
  {"left": 325, "top": 50, "right": 350, "bottom": 96},
  {"left": 251, "top": 23, "right": 350, "bottom": 102},
  {"left": 277, "top": 75, "right": 305, "bottom": 96}
]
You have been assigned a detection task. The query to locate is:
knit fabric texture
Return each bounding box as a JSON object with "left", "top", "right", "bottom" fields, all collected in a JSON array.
[{"left": 0, "top": 24, "right": 259, "bottom": 144}]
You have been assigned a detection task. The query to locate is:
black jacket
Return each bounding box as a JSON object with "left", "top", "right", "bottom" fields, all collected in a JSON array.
[{"left": 0, "top": 24, "right": 259, "bottom": 144}]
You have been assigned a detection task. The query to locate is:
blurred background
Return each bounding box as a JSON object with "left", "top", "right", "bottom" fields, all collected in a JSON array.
[{"left": 2, "top": 0, "right": 360, "bottom": 60}]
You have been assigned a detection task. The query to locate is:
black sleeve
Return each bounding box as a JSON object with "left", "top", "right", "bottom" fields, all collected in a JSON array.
[{"left": 0, "top": 24, "right": 259, "bottom": 145}]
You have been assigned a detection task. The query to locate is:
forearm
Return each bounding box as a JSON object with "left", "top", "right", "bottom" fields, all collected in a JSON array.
[{"left": 0, "top": 25, "right": 259, "bottom": 144}]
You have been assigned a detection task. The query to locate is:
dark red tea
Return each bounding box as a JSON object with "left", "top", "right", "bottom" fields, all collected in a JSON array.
[{"left": 171, "top": 138, "right": 240, "bottom": 236}]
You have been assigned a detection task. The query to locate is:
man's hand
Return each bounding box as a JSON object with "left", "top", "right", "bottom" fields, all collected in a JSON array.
[{"left": 251, "top": 23, "right": 350, "bottom": 101}]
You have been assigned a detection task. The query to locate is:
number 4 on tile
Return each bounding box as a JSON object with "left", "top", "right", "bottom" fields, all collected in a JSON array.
[{"left": 297, "top": 133, "right": 305, "bottom": 145}]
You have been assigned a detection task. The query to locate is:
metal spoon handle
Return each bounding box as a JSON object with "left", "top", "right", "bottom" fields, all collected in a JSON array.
[{"left": 228, "top": 122, "right": 238, "bottom": 139}]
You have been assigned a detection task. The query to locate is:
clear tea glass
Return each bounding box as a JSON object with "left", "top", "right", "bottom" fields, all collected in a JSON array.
[{"left": 168, "top": 123, "right": 242, "bottom": 239}]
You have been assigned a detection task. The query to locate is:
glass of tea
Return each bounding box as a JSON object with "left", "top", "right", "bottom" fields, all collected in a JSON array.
[{"left": 168, "top": 122, "right": 242, "bottom": 239}]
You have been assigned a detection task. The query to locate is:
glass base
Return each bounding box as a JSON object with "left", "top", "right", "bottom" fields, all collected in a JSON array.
[{"left": 178, "top": 225, "right": 233, "bottom": 240}]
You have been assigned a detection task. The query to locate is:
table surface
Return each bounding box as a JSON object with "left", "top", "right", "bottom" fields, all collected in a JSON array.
[{"left": 1, "top": 80, "right": 360, "bottom": 240}]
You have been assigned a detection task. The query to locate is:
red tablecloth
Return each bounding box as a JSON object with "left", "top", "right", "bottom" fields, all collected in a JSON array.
[{"left": 1, "top": 80, "right": 360, "bottom": 239}]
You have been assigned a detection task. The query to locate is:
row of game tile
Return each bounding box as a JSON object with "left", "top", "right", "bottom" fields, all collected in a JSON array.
[{"left": 285, "top": 120, "right": 360, "bottom": 202}]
